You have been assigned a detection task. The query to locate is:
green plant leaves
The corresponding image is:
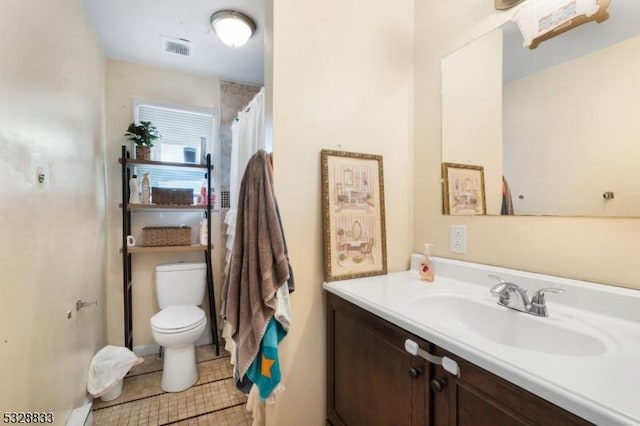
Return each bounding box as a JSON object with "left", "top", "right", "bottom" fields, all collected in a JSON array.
[{"left": 124, "top": 121, "right": 161, "bottom": 146}]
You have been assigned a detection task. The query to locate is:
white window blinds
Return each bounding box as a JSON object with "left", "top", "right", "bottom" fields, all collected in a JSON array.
[{"left": 133, "top": 103, "right": 215, "bottom": 200}]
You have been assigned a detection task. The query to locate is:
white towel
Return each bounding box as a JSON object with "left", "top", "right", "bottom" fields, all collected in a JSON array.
[
  {"left": 274, "top": 283, "right": 292, "bottom": 331},
  {"left": 246, "top": 382, "right": 286, "bottom": 426}
]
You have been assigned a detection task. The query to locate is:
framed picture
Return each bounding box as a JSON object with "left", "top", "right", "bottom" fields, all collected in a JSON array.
[
  {"left": 321, "top": 150, "right": 387, "bottom": 281},
  {"left": 442, "top": 162, "right": 487, "bottom": 215}
]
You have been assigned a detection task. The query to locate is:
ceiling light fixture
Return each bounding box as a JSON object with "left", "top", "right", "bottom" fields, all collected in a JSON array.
[{"left": 210, "top": 10, "right": 256, "bottom": 48}]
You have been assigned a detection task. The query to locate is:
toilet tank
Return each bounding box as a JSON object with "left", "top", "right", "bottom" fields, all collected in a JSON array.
[{"left": 155, "top": 262, "right": 206, "bottom": 309}]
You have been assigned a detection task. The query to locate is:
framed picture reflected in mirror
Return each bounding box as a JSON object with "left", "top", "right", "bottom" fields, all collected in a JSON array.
[{"left": 442, "top": 162, "right": 487, "bottom": 216}]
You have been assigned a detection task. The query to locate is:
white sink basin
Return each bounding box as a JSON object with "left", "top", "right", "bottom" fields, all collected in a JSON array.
[{"left": 408, "top": 295, "right": 610, "bottom": 357}]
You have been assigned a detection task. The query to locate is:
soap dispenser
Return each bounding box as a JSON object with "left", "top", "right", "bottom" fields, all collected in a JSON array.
[{"left": 419, "top": 243, "right": 435, "bottom": 282}]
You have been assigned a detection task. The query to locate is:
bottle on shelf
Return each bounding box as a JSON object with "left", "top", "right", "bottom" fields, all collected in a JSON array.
[
  {"left": 199, "top": 214, "right": 208, "bottom": 246},
  {"left": 199, "top": 172, "right": 215, "bottom": 206},
  {"left": 129, "top": 174, "right": 141, "bottom": 204},
  {"left": 141, "top": 173, "right": 151, "bottom": 204},
  {"left": 200, "top": 137, "right": 208, "bottom": 164}
]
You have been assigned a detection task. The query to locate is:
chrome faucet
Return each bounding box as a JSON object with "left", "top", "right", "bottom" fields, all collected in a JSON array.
[{"left": 489, "top": 275, "right": 564, "bottom": 317}]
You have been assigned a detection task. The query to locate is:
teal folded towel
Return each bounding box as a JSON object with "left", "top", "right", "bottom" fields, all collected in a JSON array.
[{"left": 246, "top": 317, "right": 287, "bottom": 400}]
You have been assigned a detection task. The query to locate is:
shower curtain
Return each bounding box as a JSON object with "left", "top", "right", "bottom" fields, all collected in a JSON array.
[
  {"left": 224, "top": 87, "right": 265, "bottom": 277},
  {"left": 222, "top": 87, "right": 270, "bottom": 425}
]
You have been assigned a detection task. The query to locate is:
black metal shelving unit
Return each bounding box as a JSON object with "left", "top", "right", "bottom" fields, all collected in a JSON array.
[{"left": 120, "top": 145, "right": 220, "bottom": 355}]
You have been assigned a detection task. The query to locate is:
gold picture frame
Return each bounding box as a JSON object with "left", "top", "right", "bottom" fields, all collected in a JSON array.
[
  {"left": 442, "top": 162, "right": 487, "bottom": 215},
  {"left": 321, "top": 150, "right": 387, "bottom": 281}
]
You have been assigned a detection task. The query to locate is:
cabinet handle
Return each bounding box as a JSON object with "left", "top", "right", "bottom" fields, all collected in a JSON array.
[
  {"left": 430, "top": 379, "right": 446, "bottom": 393},
  {"left": 404, "top": 339, "right": 460, "bottom": 377},
  {"left": 408, "top": 367, "right": 422, "bottom": 379}
]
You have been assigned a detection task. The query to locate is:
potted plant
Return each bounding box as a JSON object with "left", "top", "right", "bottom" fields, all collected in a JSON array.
[{"left": 124, "top": 121, "right": 160, "bottom": 160}]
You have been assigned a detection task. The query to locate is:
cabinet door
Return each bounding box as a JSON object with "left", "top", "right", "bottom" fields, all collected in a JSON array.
[
  {"left": 432, "top": 347, "right": 592, "bottom": 426},
  {"left": 327, "top": 293, "right": 430, "bottom": 426}
]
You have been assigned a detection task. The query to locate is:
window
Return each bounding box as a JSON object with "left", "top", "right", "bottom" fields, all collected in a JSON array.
[{"left": 132, "top": 102, "right": 215, "bottom": 204}]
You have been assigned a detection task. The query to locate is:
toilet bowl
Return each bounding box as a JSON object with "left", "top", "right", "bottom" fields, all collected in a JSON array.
[
  {"left": 151, "top": 262, "right": 207, "bottom": 392},
  {"left": 151, "top": 305, "right": 207, "bottom": 392}
]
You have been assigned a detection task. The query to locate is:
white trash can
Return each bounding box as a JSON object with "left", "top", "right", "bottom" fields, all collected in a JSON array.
[
  {"left": 100, "top": 379, "right": 123, "bottom": 402},
  {"left": 87, "top": 346, "right": 143, "bottom": 402}
]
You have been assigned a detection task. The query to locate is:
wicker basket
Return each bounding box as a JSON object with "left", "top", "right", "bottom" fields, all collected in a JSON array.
[
  {"left": 142, "top": 226, "right": 191, "bottom": 246},
  {"left": 152, "top": 187, "right": 194, "bottom": 205}
]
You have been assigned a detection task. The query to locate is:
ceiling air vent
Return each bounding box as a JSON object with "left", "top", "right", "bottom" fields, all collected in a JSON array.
[{"left": 160, "top": 36, "right": 193, "bottom": 57}]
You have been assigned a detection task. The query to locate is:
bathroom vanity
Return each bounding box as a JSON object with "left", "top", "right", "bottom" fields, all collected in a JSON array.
[{"left": 324, "top": 258, "right": 640, "bottom": 426}]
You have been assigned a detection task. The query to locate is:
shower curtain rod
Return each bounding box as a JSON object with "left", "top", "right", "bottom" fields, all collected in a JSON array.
[
  {"left": 233, "top": 87, "right": 265, "bottom": 122},
  {"left": 234, "top": 106, "right": 251, "bottom": 120}
]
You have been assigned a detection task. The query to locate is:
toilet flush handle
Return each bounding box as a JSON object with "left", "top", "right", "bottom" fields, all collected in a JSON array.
[{"left": 76, "top": 299, "right": 98, "bottom": 310}]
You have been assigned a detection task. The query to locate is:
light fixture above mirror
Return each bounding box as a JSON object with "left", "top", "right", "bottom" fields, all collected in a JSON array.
[{"left": 210, "top": 10, "right": 256, "bottom": 47}]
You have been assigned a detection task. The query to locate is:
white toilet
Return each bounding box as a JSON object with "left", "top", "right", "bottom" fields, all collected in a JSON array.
[{"left": 150, "top": 262, "right": 208, "bottom": 392}]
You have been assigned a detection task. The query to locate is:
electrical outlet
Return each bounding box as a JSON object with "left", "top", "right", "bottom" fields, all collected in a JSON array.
[{"left": 450, "top": 225, "right": 467, "bottom": 253}]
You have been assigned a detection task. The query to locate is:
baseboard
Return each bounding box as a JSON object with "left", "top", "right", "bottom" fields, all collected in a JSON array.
[
  {"left": 66, "top": 400, "right": 93, "bottom": 426},
  {"left": 132, "top": 343, "right": 160, "bottom": 357}
]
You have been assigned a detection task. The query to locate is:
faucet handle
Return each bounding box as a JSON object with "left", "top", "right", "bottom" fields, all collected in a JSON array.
[
  {"left": 531, "top": 288, "right": 564, "bottom": 306},
  {"left": 488, "top": 275, "right": 510, "bottom": 295},
  {"left": 489, "top": 275, "right": 507, "bottom": 296}
]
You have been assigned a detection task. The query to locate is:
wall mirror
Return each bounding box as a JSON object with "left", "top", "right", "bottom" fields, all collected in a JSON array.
[{"left": 441, "top": 0, "right": 640, "bottom": 217}]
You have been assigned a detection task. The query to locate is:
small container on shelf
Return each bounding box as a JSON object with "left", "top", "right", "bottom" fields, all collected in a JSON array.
[{"left": 183, "top": 147, "right": 197, "bottom": 163}]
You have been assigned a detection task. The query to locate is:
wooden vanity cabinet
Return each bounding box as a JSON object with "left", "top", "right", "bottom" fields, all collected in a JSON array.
[
  {"left": 327, "top": 293, "right": 592, "bottom": 426},
  {"left": 326, "top": 292, "right": 431, "bottom": 426},
  {"left": 431, "top": 347, "right": 592, "bottom": 426}
]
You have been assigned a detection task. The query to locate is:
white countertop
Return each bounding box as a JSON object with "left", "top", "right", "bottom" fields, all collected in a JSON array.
[{"left": 323, "top": 257, "right": 640, "bottom": 426}]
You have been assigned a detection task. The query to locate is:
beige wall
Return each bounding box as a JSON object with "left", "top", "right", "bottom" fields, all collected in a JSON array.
[
  {"left": 105, "top": 60, "right": 222, "bottom": 349},
  {"left": 442, "top": 29, "right": 503, "bottom": 214},
  {"left": 268, "top": 0, "right": 414, "bottom": 424},
  {"left": 0, "top": 0, "right": 106, "bottom": 421},
  {"left": 414, "top": 1, "right": 640, "bottom": 289},
  {"left": 504, "top": 34, "right": 640, "bottom": 216}
]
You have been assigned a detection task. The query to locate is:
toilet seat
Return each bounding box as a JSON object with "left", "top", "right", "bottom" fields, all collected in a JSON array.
[{"left": 151, "top": 305, "right": 206, "bottom": 334}]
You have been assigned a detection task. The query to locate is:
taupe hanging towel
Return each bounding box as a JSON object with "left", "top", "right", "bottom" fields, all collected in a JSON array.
[
  {"left": 221, "top": 149, "right": 293, "bottom": 387},
  {"left": 495, "top": 0, "right": 525, "bottom": 10},
  {"left": 501, "top": 176, "right": 514, "bottom": 215}
]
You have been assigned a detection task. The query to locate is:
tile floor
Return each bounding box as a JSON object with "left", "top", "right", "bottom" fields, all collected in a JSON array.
[{"left": 92, "top": 345, "right": 252, "bottom": 425}]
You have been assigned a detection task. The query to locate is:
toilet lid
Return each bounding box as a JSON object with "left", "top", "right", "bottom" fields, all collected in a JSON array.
[{"left": 151, "top": 305, "right": 206, "bottom": 332}]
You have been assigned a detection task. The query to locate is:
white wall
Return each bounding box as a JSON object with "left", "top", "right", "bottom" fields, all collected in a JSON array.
[
  {"left": 104, "top": 60, "right": 221, "bottom": 349},
  {"left": 504, "top": 34, "right": 640, "bottom": 216},
  {"left": 0, "top": 0, "right": 106, "bottom": 420},
  {"left": 414, "top": 1, "right": 640, "bottom": 289},
  {"left": 442, "top": 29, "right": 503, "bottom": 214},
  {"left": 267, "top": 0, "right": 414, "bottom": 424}
]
